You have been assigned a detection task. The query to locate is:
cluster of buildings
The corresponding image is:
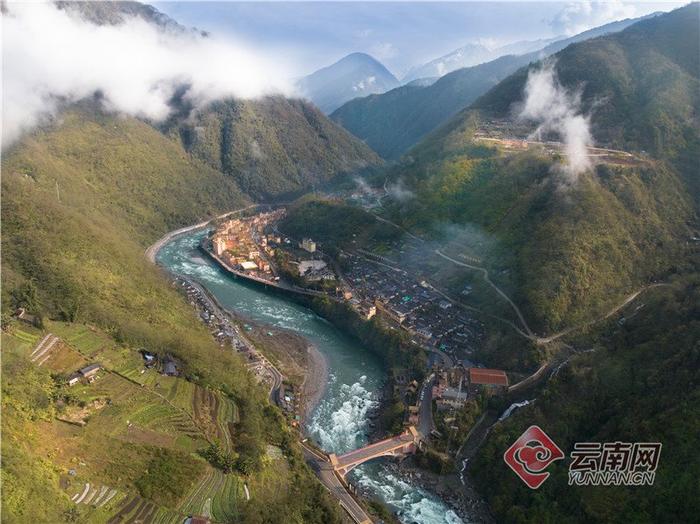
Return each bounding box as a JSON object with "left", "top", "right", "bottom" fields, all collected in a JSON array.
[
  {"left": 297, "top": 259, "right": 335, "bottom": 282},
  {"left": 177, "top": 278, "right": 277, "bottom": 391},
  {"left": 210, "top": 210, "right": 285, "bottom": 276},
  {"left": 340, "top": 252, "right": 484, "bottom": 360},
  {"left": 432, "top": 366, "right": 508, "bottom": 411}
]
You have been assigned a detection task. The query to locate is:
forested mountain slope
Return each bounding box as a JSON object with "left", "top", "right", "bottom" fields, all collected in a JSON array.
[
  {"left": 331, "top": 14, "right": 657, "bottom": 159},
  {"left": 1, "top": 109, "right": 342, "bottom": 523},
  {"left": 381, "top": 4, "right": 699, "bottom": 333},
  {"left": 170, "top": 96, "right": 383, "bottom": 200}
]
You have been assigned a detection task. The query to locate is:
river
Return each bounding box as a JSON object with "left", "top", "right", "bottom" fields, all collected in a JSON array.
[{"left": 157, "top": 230, "right": 466, "bottom": 524}]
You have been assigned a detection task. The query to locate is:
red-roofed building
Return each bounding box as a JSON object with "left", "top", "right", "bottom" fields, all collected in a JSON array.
[{"left": 468, "top": 368, "right": 509, "bottom": 388}]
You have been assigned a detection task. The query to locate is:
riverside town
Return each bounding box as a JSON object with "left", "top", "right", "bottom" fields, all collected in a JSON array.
[{"left": 3, "top": 2, "right": 698, "bottom": 524}]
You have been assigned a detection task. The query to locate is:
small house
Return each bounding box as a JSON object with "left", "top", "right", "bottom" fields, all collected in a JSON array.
[
  {"left": 79, "top": 363, "right": 102, "bottom": 383},
  {"left": 163, "top": 358, "right": 178, "bottom": 377},
  {"left": 67, "top": 373, "right": 82, "bottom": 387}
]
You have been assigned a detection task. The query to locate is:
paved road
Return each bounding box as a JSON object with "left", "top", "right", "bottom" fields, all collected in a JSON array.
[
  {"left": 300, "top": 444, "right": 372, "bottom": 524},
  {"left": 418, "top": 373, "right": 436, "bottom": 437}
]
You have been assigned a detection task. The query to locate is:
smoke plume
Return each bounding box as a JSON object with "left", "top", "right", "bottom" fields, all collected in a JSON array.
[
  {"left": 518, "top": 62, "right": 593, "bottom": 180},
  {"left": 2, "top": 2, "right": 293, "bottom": 148}
]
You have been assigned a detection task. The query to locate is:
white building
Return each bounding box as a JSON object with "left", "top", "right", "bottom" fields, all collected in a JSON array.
[{"left": 300, "top": 238, "right": 317, "bottom": 253}]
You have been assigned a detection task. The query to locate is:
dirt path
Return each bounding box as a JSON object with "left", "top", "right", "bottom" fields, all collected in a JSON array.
[
  {"left": 534, "top": 284, "right": 667, "bottom": 344},
  {"left": 435, "top": 249, "right": 535, "bottom": 337}
]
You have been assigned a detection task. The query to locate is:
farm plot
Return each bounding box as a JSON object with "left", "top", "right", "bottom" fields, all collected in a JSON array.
[
  {"left": 40, "top": 342, "right": 87, "bottom": 373},
  {"left": 105, "top": 494, "right": 178, "bottom": 524},
  {"left": 49, "top": 322, "right": 115, "bottom": 357},
  {"left": 11, "top": 327, "right": 40, "bottom": 344},
  {"left": 1, "top": 329, "right": 39, "bottom": 359},
  {"left": 211, "top": 473, "right": 242, "bottom": 522},
  {"left": 178, "top": 466, "right": 230, "bottom": 518},
  {"left": 70, "top": 372, "right": 208, "bottom": 453},
  {"left": 192, "top": 386, "right": 238, "bottom": 451}
]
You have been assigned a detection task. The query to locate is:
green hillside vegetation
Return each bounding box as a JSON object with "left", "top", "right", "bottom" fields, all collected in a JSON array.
[
  {"left": 380, "top": 5, "right": 699, "bottom": 333},
  {"left": 1, "top": 109, "right": 343, "bottom": 523},
  {"left": 170, "top": 96, "right": 383, "bottom": 200},
  {"left": 471, "top": 273, "right": 700, "bottom": 523},
  {"left": 331, "top": 15, "right": 650, "bottom": 160},
  {"left": 475, "top": 3, "right": 700, "bottom": 171},
  {"left": 385, "top": 125, "right": 692, "bottom": 332},
  {"left": 332, "top": 54, "right": 530, "bottom": 159}
]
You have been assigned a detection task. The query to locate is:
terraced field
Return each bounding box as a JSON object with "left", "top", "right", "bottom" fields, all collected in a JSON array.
[
  {"left": 106, "top": 493, "right": 183, "bottom": 524},
  {"left": 40, "top": 342, "right": 88, "bottom": 373},
  {"left": 178, "top": 466, "right": 242, "bottom": 521},
  {"left": 192, "top": 385, "right": 239, "bottom": 451},
  {"left": 4, "top": 321, "right": 246, "bottom": 523}
]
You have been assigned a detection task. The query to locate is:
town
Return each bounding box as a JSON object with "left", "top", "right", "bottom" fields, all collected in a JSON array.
[{"left": 201, "top": 209, "right": 511, "bottom": 443}]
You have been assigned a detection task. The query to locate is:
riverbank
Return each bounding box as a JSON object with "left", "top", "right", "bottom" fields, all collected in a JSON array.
[
  {"left": 152, "top": 221, "right": 486, "bottom": 524},
  {"left": 302, "top": 344, "right": 329, "bottom": 425},
  {"left": 234, "top": 313, "right": 329, "bottom": 422},
  {"left": 373, "top": 459, "right": 495, "bottom": 524}
]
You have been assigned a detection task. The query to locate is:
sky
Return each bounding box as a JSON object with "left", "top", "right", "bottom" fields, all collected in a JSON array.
[{"left": 153, "top": 1, "right": 686, "bottom": 78}]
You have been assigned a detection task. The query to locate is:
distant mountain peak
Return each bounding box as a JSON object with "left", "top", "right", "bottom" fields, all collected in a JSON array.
[{"left": 296, "top": 52, "right": 399, "bottom": 113}]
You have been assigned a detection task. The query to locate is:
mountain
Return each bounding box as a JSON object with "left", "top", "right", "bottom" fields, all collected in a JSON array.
[
  {"left": 56, "top": 0, "right": 196, "bottom": 34},
  {"left": 167, "top": 96, "right": 383, "bottom": 200},
  {"left": 472, "top": 273, "right": 700, "bottom": 524},
  {"left": 474, "top": 5, "right": 700, "bottom": 163},
  {"left": 331, "top": 14, "right": 659, "bottom": 159},
  {"left": 402, "top": 37, "right": 561, "bottom": 84},
  {"left": 383, "top": 3, "right": 698, "bottom": 333},
  {"left": 1, "top": 107, "right": 344, "bottom": 523},
  {"left": 296, "top": 52, "right": 400, "bottom": 113}
]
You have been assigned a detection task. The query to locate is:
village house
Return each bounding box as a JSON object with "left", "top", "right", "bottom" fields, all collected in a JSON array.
[
  {"left": 468, "top": 367, "right": 509, "bottom": 391},
  {"left": 66, "top": 364, "right": 101, "bottom": 387},
  {"left": 163, "top": 357, "right": 179, "bottom": 377}
]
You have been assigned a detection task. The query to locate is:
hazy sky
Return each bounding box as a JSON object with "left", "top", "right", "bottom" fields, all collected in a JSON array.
[{"left": 153, "top": 1, "right": 685, "bottom": 77}]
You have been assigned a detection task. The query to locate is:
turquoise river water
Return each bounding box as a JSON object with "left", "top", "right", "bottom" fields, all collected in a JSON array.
[{"left": 157, "top": 230, "right": 465, "bottom": 524}]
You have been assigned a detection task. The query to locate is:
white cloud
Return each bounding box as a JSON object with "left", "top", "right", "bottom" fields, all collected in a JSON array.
[
  {"left": 549, "top": 0, "right": 637, "bottom": 35},
  {"left": 518, "top": 61, "right": 593, "bottom": 180},
  {"left": 1, "top": 2, "right": 292, "bottom": 148}
]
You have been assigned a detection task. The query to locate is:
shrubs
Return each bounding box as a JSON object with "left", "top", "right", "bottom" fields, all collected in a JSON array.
[
  {"left": 135, "top": 448, "right": 204, "bottom": 507},
  {"left": 199, "top": 443, "right": 238, "bottom": 473}
]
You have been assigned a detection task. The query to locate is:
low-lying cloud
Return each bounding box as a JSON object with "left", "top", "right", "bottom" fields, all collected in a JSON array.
[
  {"left": 518, "top": 61, "right": 593, "bottom": 180},
  {"left": 549, "top": 0, "right": 636, "bottom": 36},
  {"left": 386, "top": 178, "right": 415, "bottom": 202},
  {"left": 2, "top": 2, "right": 292, "bottom": 148}
]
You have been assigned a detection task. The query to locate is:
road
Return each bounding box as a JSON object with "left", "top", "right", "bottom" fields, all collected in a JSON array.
[
  {"left": 418, "top": 373, "right": 436, "bottom": 437},
  {"left": 534, "top": 284, "right": 667, "bottom": 344},
  {"left": 179, "top": 276, "right": 284, "bottom": 403},
  {"left": 300, "top": 444, "right": 372, "bottom": 524}
]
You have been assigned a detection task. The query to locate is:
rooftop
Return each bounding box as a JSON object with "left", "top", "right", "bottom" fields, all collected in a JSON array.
[{"left": 469, "top": 368, "right": 508, "bottom": 387}]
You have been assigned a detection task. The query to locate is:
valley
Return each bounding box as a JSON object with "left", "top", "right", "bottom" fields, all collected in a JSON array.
[{"left": 2, "top": 2, "right": 698, "bottom": 524}]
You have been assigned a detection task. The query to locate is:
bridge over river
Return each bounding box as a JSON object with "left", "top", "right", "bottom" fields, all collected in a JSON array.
[{"left": 328, "top": 426, "right": 422, "bottom": 477}]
